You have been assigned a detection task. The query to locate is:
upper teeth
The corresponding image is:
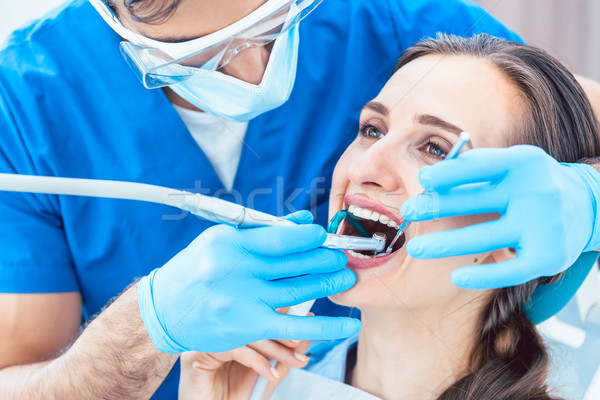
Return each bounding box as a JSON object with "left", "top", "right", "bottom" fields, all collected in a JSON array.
[{"left": 348, "top": 205, "right": 399, "bottom": 229}]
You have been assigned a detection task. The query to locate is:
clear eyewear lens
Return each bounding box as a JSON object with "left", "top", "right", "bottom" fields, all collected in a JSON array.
[
  {"left": 120, "top": 41, "right": 232, "bottom": 89},
  {"left": 123, "top": 0, "right": 322, "bottom": 89}
]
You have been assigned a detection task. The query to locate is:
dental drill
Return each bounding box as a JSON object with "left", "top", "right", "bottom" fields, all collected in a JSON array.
[{"left": 0, "top": 173, "right": 386, "bottom": 253}]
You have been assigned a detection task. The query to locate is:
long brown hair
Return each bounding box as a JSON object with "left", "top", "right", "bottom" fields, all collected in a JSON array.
[{"left": 396, "top": 34, "right": 600, "bottom": 399}]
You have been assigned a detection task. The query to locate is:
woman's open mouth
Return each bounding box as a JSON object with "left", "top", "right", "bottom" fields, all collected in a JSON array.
[{"left": 336, "top": 195, "right": 407, "bottom": 263}]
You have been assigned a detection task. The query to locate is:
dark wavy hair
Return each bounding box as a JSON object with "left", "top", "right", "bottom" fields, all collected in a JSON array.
[
  {"left": 105, "top": 0, "right": 181, "bottom": 24},
  {"left": 396, "top": 33, "right": 600, "bottom": 400}
]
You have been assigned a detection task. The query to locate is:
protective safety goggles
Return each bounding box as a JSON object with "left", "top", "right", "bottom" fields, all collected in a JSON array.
[{"left": 90, "top": 0, "right": 323, "bottom": 89}]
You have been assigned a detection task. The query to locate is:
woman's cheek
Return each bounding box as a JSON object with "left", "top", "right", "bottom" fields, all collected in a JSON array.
[
  {"left": 415, "top": 213, "right": 499, "bottom": 239},
  {"left": 329, "top": 148, "right": 357, "bottom": 216}
]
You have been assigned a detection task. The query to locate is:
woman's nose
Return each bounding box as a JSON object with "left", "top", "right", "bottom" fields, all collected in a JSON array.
[
  {"left": 347, "top": 141, "right": 403, "bottom": 193},
  {"left": 220, "top": 45, "right": 271, "bottom": 85}
]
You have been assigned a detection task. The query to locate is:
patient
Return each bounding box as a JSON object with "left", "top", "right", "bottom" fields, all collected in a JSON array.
[{"left": 179, "top": 34, "right": 600, "bottom": 400}]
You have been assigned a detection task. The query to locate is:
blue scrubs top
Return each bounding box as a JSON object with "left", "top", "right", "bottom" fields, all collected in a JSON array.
[{"left": 0, "top": 0, "right": 519, "bottom": 398}]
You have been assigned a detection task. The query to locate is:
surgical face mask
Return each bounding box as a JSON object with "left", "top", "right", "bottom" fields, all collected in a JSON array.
[
  {"left": 169, "top": 24, "right": 300, "bottom": 122},
  {"left": 89, "top": 0, "right": 320, "bottom": 120}
]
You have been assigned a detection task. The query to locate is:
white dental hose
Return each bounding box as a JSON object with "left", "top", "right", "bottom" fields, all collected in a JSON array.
[
  {"left": 0, "top": 173, "right": 293, "bottom": 227},
  {"left": 0, "top": 173, "right": 386, "bottom": 253}
]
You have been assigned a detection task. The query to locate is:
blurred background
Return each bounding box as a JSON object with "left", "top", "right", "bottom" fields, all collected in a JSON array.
[
  {"left": 475, "top": 0, "right": 600, "bottom": 80},
  {"left": 1, "top": 0, "right": 600, "bottom": 81},
  {"left": 0, "top": 0, "right": 65, "bottom": 42},
  {"left": 0, "top": 1, "right": 599, "bottom": 399}
]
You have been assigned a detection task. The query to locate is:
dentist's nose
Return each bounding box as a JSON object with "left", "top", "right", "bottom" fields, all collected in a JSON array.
[
  {"left": 220, "top": 45, "right": 270, "bottom": 85},
  {"left": 347, "top": 142, "right": 403, "bottom": 193}
]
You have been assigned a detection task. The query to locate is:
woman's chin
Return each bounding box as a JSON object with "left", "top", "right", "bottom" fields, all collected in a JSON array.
[
  {"left": 328, "top": 267, "right": 395, "bottom": 309},
  {"left": 330, "top": 248, "right": 413, "bottom": 309},
  {"left": 328, "top": 290, "right": 365, "bottom": 309}
]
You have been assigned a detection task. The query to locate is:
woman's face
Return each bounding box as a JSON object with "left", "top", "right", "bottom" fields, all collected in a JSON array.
[{"left": 329, "top": 54, "right": 523, "bottom": 312}]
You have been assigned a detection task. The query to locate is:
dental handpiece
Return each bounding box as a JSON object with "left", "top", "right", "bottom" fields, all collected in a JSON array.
[
  {"left": 384, "top": 132, "right": 471, "bottom": 254},
  {"left": 0, "top": 173, "right": 386, "bottom": 253}
]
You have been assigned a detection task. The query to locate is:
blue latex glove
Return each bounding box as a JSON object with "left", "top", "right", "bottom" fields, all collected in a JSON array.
[
  {"left": 401, "top": 145, "right": 600, "bottom": 290},
  {"left": 137, "top": 211, "right": 361, "bottom": 353}
]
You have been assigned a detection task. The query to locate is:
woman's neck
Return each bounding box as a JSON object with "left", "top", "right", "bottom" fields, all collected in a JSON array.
[{"left": 352, "top": 301, "right": 484, "bottom": 400}]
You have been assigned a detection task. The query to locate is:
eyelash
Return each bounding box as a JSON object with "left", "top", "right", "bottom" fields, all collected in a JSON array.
[
  {"left": 358, "top": 122, "right": 449, "bottom": 160},
  {"left": 421, "top": 140, "right": 448, "bottom": 159},
  {"left": 358, "top": 122, "right": 385, "bottom": 139}
]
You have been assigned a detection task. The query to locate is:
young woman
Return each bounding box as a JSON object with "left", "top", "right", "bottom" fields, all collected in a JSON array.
[{"left": 179, "top": 34, "right": 600, "bottom": 400}]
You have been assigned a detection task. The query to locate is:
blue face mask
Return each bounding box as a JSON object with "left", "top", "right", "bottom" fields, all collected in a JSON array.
[{"left": 168, "top": 24, "right": 300, "bottom": 122}]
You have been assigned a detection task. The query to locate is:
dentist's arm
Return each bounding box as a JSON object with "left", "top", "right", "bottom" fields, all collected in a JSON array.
[
  {"left": 577, "top": 74, "right": 600, "bottom": 175},
  {"left": 577, "top": 74, "right": 600, "bottom": 120},
  {"left": 578, "top": 75, "right": 600, "bottom": 177},
  {"left": 0, "top": 284, "right": 179, "bottom": 399}
]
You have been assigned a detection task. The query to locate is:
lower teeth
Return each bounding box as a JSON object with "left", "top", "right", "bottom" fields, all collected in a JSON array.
[{"left": 348, "top": 250, "right": 374, "bottom": 259}]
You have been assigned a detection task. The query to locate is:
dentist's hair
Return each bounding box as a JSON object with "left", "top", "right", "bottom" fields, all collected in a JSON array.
[{"left": 396, "top": 33, "right": 600, "bottom": 400}]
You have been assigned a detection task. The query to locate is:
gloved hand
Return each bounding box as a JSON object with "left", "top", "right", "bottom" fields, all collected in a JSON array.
[
  {"left": 137, "top": 211, "right": 361, "bottom": 353},
  {"left": 400, "top": 145, "right": 600, "bottom": 290}
]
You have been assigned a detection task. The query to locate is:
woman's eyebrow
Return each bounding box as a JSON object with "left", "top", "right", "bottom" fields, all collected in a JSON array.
[
  {"left": 415, "top": 114, "right": 463, "bottom": 135},
  {"left": 363, "top": 101, "right": 390, "bottom": 116}
]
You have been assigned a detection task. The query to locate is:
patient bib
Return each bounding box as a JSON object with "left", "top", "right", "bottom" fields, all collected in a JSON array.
[{"left": 270, "top": 368, "right": 382, "bottom": 400}]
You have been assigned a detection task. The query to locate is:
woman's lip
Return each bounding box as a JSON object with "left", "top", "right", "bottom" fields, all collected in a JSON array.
[{"left": 343, "top": 194, "right": 404, "bottom": 226}]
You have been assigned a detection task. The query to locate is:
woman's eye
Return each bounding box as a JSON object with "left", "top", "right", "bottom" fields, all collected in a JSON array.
[
  {"left": 425, "top": 142, "right": 447, "bottom": 158},
  {"left": 359, "top": 124, "right": 385, "bottom": 139}
]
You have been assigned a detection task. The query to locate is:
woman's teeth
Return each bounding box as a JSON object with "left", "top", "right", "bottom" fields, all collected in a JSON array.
[
  {"left": 348, "top": 250, "right": 374, "bottom": 259},
  {"left": 348, "top": 205, "right": 399, "bottom": 228}
]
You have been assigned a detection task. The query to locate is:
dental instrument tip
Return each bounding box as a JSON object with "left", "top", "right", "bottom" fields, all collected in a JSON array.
[
  {"left": 385, "top": 222, "right": 406, "bottom": 254},
  {"left": 445, "top": 132, "right": 470, "bottom": 159},
  {"left": 373, "top": 232, "right": 387, "bottom": 254}
]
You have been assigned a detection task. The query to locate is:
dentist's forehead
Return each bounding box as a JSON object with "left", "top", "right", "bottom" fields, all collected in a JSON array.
[{"left": 118, "top": 0, "right": 267, "bottom": 41}]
